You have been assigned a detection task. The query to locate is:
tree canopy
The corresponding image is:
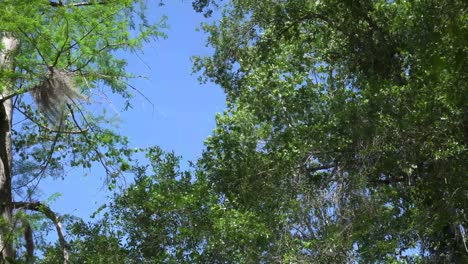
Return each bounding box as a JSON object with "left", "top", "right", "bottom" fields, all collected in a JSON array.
[
  {"left": 0, "top": 0, "right": 164, "bottom": 262},
  {"left": 1, "top": 0, "right": 467, "bottom": 263},
  {"left": 193, "top": 0, "right": 468, "bottom": 262}
]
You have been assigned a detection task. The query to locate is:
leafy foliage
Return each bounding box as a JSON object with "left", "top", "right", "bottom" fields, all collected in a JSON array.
[
  {"left": 43, "top": 147, "right": 272, "bottom": 263},
  {"left": 9, "top": 0, "right": 468, "bottom": 263},
  {"left": 0, "top": 0, "right": 165, "bottom": 262},
  {"left": 3, "top": 0, "right": 166, "bottom": 188},
  {"left": 192, "top": 0, "right": 468, "bottom": 262}
]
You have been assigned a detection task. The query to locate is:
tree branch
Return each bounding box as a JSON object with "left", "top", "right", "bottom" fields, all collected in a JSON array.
[
  {"left": 12, "top": 202, "right": 70, "bottom": 264},
  {"left": 14, "top": 105, "right": 88, "bottom": 134},
  {"left": 306, "top": 164, "right": 335, "bottom": 174},
  {"left": 66, "top": 102, "right": 118, "bottom": 178},
  {"left": 0, "top": 88, "right": 33, "bottom": 103},
  {"left": 371, "top": 176, "right": 406, "bottom": 186},
  {"left": 50, "top": 1, "right": 108, "bottom": 7}
]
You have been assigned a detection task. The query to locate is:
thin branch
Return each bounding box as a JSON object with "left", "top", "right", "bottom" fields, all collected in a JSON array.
[
  {"left": 51, "top": 16, "right": 70, "bottom": 68},
  {"left": 14, "top": 106, "right": 88, "bottom": 134},
  {"left": 17, "top": 27, "right": 50, "bottom": 68},
  {"left": 21, "top": 118, "right": 63, "bottom": 200},
  {"left": 66, "top": 102, "right": 116, "bottom": 177},
  {"left": 0, "top": 87, "right": 34, "bottom": 103},
  {"left": 13, "top": 201, "right": 70, "bottom": 264},
  {"left": 122, "top": 80, "right": 154, "bottom": 110},
  {"left": 71, "top": 42, "right": 131, "bottom": 72},
  {"left": 96, "top": 73, "right": 154, "bottom": 110}
]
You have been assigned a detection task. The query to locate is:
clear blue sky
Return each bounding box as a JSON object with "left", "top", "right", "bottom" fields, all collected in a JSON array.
[{"left": 42, "top": 1, "right": 225, "bottom": 219}]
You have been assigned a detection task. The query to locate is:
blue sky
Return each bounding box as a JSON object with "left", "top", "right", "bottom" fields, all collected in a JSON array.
[{"left": 42, "top": 1, "right": 225, "bottom": 219}]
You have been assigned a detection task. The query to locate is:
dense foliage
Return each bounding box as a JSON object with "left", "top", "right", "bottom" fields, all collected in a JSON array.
[
  {"left": 4, "top": 0, "right": 467, "bottom": 263},
  {"left": 192, "top": 0, "right": 468, "bottom": 262},
  {"left": 42, "top": 147, "right": 271, "bottom": 263}
]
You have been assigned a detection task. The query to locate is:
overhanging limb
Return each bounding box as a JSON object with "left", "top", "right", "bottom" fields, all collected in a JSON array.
[{"left": 13, "top": 201, "right": 70, "bottom": 264}]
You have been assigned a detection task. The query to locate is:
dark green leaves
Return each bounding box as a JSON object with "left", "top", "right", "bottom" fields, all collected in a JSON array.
[{"left": 194, "top": 0, "right": 468, "bottom": 262}]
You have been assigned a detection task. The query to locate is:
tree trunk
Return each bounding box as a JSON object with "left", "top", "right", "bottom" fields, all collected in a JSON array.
[{"left": 0, "top": 34, "right": 19, "bottom": 262}]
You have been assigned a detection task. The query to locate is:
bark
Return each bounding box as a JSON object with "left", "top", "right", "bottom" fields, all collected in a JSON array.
[{"left": 0, "top": 34, "right": 19, "bottom": 262}]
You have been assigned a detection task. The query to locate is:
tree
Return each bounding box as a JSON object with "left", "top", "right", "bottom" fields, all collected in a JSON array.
[
  {"left": 41, "top": 147, "right": 272, "bottom": 263},
  {"left": 0, "top": 1, "right": 164, "bottom": 262},
  {"left": 192, "top": 0, "right": 467, "bottom": 262},
  {"left": 27, "top": 0, "right": 467, "bottom": 262}
]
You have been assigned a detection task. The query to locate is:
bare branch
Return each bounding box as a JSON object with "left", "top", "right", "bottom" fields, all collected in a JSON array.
[
  {"left": 95, "top": 73, "right": 154, "bottom": 110},
  {"left": 13, "top": 202, "right": 70, "bottom": 264}
]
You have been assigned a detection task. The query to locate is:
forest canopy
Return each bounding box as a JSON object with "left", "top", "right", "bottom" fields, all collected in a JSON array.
[{"left": 1, "top": 0, "right": 467, "bottom": 263}]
